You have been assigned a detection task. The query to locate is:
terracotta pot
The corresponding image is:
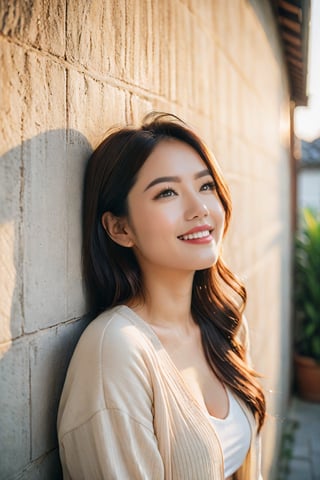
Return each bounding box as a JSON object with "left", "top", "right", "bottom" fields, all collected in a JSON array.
[{"left": 294, "top": 354, "right": 320, "bottom": 402}]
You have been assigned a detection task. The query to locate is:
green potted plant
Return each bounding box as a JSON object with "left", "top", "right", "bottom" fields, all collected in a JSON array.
[{"left": 294, "top": 208, "right": 320, "bottom": 402}]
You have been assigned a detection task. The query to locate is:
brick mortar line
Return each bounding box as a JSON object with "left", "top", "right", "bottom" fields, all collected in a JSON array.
[
  {"left": 0, "top": 33, "right": 169, "bottom": 102},
  {"left": 0, "top": 31, "right": 277, "bottom": 112},
  {"left": 0, "top": 35, "right": 222, "bottom": 128},
  {"left": 0, "top": 41, "right": 282, "bottom": 136},
  {"left": 0, "top": 316, "right": 84, "bottom": 345},
  {"left": 19, "top": 135, "right": 25, "bottom": 334},
  {"left": 28, "top": 333, "right": 32, "bottom": 461},
  {"left": 6, "top": 447, "right": 59, "bottom": 480}
]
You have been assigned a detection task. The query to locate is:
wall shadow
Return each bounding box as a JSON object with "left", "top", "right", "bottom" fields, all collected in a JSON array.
[{"left": 0, "top": 129, "right": 93, "bottom": 479}]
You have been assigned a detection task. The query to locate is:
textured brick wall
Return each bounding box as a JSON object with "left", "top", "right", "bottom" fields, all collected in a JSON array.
[{"left": 0, "top": 1, "right": 292, "bottom": 478}]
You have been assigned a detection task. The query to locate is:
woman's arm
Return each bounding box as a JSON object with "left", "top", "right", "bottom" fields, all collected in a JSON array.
[
  {"left": 59, "top": 408, "right": 164, "bottom": 479},
  {"left": 58, "top": 314, "right": 165, "bottom": 479}
]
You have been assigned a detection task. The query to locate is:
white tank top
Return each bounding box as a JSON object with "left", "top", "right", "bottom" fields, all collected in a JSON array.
[{"left": 209, "top": 388, "right": 251, "bottom": 478}]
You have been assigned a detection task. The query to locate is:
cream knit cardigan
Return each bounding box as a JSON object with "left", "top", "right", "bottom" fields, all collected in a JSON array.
[{"left": 57, "top": 305, "right": 262, "bottom": 479}]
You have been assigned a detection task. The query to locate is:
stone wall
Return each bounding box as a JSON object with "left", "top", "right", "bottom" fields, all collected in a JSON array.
[{"left": 0, "top": 1, "right": 292, "bottom": 478}]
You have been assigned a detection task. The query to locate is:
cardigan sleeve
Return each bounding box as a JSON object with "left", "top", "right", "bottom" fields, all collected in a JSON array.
[
  {"left": 58, "top": 315, "right": 165, "bottom": 480},
  {"left": 59, "top": 408, "right": 165, "bottom": 480}
]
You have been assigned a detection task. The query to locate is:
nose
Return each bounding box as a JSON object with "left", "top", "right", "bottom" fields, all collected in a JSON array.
[{"left": 184, "top": 193, "right": 209, "bottom": 221}]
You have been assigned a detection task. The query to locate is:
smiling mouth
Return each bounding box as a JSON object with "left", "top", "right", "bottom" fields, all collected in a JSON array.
[{"left": 178, "top": 229, "right": 212, "bottom": 241}]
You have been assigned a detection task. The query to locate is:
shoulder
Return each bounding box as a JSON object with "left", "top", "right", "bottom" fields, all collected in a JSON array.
[
  {"left": 78, "top": 305, "right": 154, "bottom": 359},
  {"left": 63, "top": 305, "right": 157, "bottom": 398},
  {"left": 73, "top": 305, "right": 159, "bottom": 390},
  {"left": 58, "top": 306, "right": 156, "bottom": 434},
  {"left": 83, "top": 306, "right": 157, "bottom": 419}
]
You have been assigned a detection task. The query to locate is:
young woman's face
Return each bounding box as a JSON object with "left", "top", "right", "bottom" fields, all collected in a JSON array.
[{"left": 125, "top": 139, "right": 225, "bottom": 275}]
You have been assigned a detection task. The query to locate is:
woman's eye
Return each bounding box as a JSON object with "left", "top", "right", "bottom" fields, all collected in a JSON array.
[
  {"left": 155, "top": 188, "right": 177, "bottom": 199},
  {"left": 201, "top": 181, "right": 216, "bottom": 192}
]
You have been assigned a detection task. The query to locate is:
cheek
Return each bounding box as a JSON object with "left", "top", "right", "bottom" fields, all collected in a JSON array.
[
  {"left": 211, "top": 200, "right": 226, "bottom": 239},
  {"left": 210, "top": 197, "right": 225, "bottom": 221},
  {"left": 218, "top": 204, "right": 226, "bottom": 225},
  {"left": 128, "top": 205, "right": 179, "bottom": 243}
]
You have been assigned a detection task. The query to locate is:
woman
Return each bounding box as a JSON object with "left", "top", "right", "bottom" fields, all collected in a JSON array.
[{"left": 57, "top": 112, "right": 266, "bottom": 479}]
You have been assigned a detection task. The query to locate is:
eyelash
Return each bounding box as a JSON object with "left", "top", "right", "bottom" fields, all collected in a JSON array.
[
  {"left": 154, "top": 181, "right": 216, "bottom": 199},
  {"left": 154, "top": 188, "right": 177, "bottom": 199},
  {"left": 201, "top": 181, "right": 216, "bottom": 192}
]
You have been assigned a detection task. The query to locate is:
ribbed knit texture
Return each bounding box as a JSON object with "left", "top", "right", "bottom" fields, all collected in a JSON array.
[{"left": 57, "top": 305, "right": 262, "bottom": 479}]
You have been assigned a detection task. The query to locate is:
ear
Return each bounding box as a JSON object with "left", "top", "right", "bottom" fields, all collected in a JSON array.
[{"left": 101, "top": 211, "right": 134, "bottom": 248}]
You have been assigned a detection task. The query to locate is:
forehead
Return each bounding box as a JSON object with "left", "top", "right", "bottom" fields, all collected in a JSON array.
[{"left": 136, "top": 139, "right": 210, "bottom": 180}]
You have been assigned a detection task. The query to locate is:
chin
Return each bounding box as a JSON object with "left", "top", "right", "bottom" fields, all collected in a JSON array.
[{"left": 194, "top": 256, "right": 219, "bottom": 271}]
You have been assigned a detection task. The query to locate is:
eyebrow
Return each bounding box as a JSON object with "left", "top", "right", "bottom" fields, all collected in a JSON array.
[{"left": 144, "top": 169, "right": 212, "bottom": 191}]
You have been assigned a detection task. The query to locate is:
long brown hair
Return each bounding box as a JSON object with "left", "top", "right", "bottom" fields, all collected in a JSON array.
[{"left": 82, "top": 112, "right": 266, "bottom": 431}]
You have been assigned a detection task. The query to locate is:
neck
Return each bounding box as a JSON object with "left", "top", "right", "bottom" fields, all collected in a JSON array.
[{"left": 130, "top": 267, "right": 195, "bottom": 332}]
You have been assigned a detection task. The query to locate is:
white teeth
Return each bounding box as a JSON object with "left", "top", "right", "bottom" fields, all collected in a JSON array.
[{"left": 180, "top": 230, "right": 210, "bottom": 240}]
